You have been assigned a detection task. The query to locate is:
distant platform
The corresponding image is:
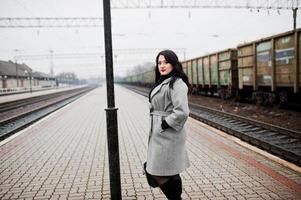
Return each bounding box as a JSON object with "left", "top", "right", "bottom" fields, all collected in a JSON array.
[{"left": 0, "top": 86, "right": 86, "bottom": 104}]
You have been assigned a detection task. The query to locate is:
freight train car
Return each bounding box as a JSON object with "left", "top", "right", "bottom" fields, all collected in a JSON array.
[
  {"left": 122, "top": 28, "right": 300, "bottom": 106},
  {"left": 142, "top": 69, "right": 155, "bottom": 88},
  {"left": 237, "top": 28, "right": 301, "bottom": 105},
  {"left": 182, "top": 49, "right": 238, "bottom": 99},
  {"left": 123, "top": 69, "right": 155, "bottom": 88}
]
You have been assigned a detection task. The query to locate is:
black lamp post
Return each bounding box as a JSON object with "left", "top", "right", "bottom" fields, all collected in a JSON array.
[{"left": 102, "top": 0, "right": 122, "bottom": 199}]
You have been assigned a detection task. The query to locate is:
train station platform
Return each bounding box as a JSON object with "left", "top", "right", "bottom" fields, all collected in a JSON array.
[{"left": 0, "top": 85, "right": 301, "bottom": 200}]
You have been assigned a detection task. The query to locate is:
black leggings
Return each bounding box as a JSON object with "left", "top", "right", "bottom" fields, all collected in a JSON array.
[
  {"left": 151, "top": 174, "right": 182, "bottom": 200},
  {"left": 150, "top": 174, "right": 181, "bottom": 186}
]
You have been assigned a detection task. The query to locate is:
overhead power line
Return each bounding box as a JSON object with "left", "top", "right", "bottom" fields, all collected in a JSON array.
[
  {"left": 14, "top": 48, "right": 186, "bottom": 60},
  {"left": 0, "top": 0, "right": 299, "bottom": 28},
  {"left": 0, "top": 17, "right": 103, "bottom": 28},
  {"left": 110, "top": 0, "right": 300, "bottom": 9}
]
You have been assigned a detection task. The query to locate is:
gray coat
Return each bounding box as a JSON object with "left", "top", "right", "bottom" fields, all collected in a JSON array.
[{"left": 146, "top": 77, "right": 190, "bottom": 176}]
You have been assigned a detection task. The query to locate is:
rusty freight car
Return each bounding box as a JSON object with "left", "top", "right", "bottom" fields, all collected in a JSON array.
[
  {"left": 237, "top": 28, "right": 301, "bottom": 105},
  {"left": 182, "top": 49, "right": 238, "bottom": 99}
]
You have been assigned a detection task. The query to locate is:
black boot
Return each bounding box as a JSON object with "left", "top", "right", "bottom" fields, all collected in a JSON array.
[{"left": 159, "top": 177, "right": 182, "bottom": 200}]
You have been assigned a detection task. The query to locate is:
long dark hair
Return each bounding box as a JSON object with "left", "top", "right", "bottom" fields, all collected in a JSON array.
[{"left": 155, "top": 49, "right": 190, "bottom": 89}]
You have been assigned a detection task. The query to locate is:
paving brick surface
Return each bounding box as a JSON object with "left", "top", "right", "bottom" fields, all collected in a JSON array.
[{"left": 0, "top": 85, "right": 301, "bottom": 199}]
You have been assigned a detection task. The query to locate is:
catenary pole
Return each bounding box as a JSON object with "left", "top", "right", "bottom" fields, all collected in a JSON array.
[
  {"left": 293, "top": 8, "right": 298, "bottom": 30},
  {"left": 102, "top": 0, "right": 122, "bottom": 199}
]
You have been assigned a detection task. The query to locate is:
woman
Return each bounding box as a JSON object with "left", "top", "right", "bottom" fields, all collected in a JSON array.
[{"left": 144, "top": 49, "right": 190, "bottom": 200}]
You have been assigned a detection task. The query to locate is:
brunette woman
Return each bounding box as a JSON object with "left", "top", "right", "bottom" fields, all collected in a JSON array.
[{"left": 144, "top": 49, "right": 190, "bottom": 200}]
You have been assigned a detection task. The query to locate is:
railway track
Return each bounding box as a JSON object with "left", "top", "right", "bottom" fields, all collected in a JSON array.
[
  {"left": 0, "top": 86, "right": 97, "bottom": 141},
  {"left": 123, "top": 84, "right": 301, "bottom": 166},
  {"left": 0, "top": 88, "right": 87, "bottom": 113}
]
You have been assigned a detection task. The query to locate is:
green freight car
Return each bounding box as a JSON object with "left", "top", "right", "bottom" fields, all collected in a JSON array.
[
  {"left": 121, "top": 69, "right": 155, "bottom": 88},
  {"left": 182, "top": 49, "right": 238, "bottom": 98},
  {"left": 142, "top": 69, "right": 155, "bottom": 88}
]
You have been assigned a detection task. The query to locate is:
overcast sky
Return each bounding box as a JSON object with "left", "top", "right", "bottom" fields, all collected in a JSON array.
[{"left": 0, "top": 0, "right": 300, "bottom": 78}]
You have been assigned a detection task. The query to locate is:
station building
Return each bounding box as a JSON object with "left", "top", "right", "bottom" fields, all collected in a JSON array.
[{"left": 0, "top": 60, "right": 56, "bottom": 93}]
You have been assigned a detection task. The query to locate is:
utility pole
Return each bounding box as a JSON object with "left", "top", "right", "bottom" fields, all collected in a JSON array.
[
  {"left": 14, "top": 49, "right": 19, "bottom": 88},
  {"left": 29, "top": 70, "right": 32, "bottom": 93},
  {"left": 102, "top": 0, "right": 122, "bottom": 199},
  {"left": 293, "top": 8, "right": 298, "bottom": 30},
  {"left": 25, "top": 70, "right": 33, "bottom": 93},
  {"left": 101, "top": 55, "right": 105, "bottom": 82},
  {"left": 50, "top": 50, "right": 54, "bottom": 76}
]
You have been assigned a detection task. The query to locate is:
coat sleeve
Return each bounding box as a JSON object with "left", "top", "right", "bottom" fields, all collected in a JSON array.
[{"left": 165, "top": 79, "right": 190, "bottom": 131}]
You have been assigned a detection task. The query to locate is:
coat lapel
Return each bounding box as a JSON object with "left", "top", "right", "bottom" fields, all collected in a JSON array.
[{"left": 150, "top": 77, "right": 172, "bottom": 100}]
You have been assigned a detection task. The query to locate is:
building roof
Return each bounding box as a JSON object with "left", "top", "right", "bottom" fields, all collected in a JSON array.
[
  {"left": 0, "top": 60, "right": 53, "bottom": 79},
  {"left": 32, "top": 71, "right": 53, "bottom": 78}
]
